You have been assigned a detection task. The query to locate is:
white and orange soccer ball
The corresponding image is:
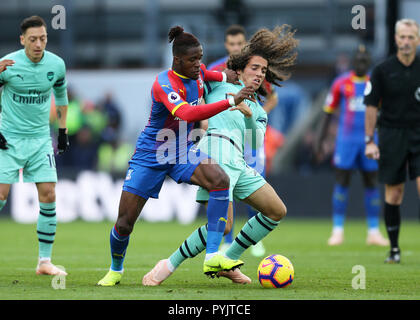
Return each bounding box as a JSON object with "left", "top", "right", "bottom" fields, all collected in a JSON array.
[{"left": 257, "top": 254, "right": 294, "bottom": 288}]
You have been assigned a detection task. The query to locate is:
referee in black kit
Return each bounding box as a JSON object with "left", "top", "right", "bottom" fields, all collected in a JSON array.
[{"left": 364, "top": 18, "right": 420, "bottom": 263}]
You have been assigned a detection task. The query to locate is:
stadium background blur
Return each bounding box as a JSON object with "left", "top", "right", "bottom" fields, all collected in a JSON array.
[{"left": 1, "top": 0, "right": 419, "bottom": 224}]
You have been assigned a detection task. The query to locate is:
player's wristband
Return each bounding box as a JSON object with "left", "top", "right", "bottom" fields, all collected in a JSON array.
[
  {"left": 222, "top": 72, "right": 227, "bottom": 82},
  {"left": 365, "top": 135, "right": 374, "bottom": 144},
  {"left": 228, "top": 96, "right": 236, "bottom": 107}
]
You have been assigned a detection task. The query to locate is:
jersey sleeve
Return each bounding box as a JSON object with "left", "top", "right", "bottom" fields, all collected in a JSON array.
[
  {"left": 153, "top": 80, "right": 189, "bottom": 115},
  {"left": 323, "top": 78, "right": 341, "bottom": 114},
  {"left": 200, "top": 64, "right": 224, "bottom": 82},
  {"left": 363, "top": 65, "right": 382, "bottom": 108},
  {"left": 52, "top": 58, "right": 68, "bottom": 106}
]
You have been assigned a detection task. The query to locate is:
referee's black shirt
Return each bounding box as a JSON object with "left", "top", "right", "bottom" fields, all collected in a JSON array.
[{"left": 364, "top": 55, "right": 420, "bottom": 128}]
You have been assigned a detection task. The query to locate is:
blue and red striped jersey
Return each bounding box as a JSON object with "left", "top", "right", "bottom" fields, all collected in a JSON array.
[
  {"left": 136, "top": 64, "right": 222, "bottom": 154},
  {"left": 324, "top": 71, "right": 370, "bottom": 143}
]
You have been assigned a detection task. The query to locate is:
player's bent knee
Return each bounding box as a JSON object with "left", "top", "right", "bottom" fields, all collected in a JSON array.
[
  {"left": 115, "top": 219, "right": 134, "bottom": 236},
  {"left": 209, "top": 170, "right": 230, "bottom": 190},
  {"left": 385, "top": 185, "right": 404, "bottom": 205},
  {"left": 40, "top": 190, "right": 56, "bottom": 203},
  {"left": 269, "top": 202, "right": 287, "bottom": 222},
  {"left": 276, "top": 203, "right": 287, "bottom": 221}
]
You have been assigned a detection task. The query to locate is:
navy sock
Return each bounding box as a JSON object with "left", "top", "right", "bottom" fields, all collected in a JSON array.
[
  {"left": 110, "top": 225, "right": 130, "bottom": 272},
  {"left": 332, "top": 184, "right": 348, "bottom": 229},
  {"left": 206, "top": 188, "right": 229, "bottom": 254}
]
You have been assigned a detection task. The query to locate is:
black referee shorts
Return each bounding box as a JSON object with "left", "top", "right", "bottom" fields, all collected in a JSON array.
[{"left": 378, "top": 126, "right": 420, "bottom": 185}]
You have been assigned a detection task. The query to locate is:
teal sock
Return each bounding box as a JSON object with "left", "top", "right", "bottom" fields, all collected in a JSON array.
[
  {"left": 226, "top": 212, "right": 280, "bottom": 260},
  {"left": 37, "top": 202, "right": 57, "bottom": 259},
  {"left": 0, "top": 199, "right": 6, "bottom": 212},
  {"left": 169, "top": 224, "right": 208, "bottom": 269}
]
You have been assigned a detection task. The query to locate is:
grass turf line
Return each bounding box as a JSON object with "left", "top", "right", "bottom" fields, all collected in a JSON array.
[{"left": 0, "top": 218, "right": 419, "bottom": 300}]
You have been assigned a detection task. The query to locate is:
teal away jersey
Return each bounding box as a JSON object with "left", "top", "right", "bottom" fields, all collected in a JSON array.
[
  {"left": 0, "top": 49, "right": 68, "bottom": 137},
  {"left": 204, "top": 81, "right": 267, "bottom": 151}
]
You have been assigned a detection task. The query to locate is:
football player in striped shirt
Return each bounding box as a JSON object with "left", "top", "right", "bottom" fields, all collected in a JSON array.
[
  {"left": 315, "top": 46, "right": 388, "bottom": 246},
  {"left": 142, "top": 26, "right": 298, "bottom": 286},
  {"left": 97, "top": 26, "right": 255, "bottom": 286}
]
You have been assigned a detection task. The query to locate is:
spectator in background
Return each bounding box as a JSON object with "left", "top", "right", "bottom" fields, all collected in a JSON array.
[
  {"left": 96, "top": 92, "right": 132, "bottom": 176},
  {"left": 100, "top": 92, "right": 122, "bottom": 133},
  {"left": 97, "top": 130, "right": 132, "bottom": 175},
  {"left": 50, "top": 87, "right": 84, "bottom": 168},
  {"left": 66, "top": 124, "right": 98, "bottom": 170},
  {"left": 51, "top": 89, "right": 126, "bottom": 173},
  {"left": 82, "top": 100, "right": 107, "bottom": 140}
]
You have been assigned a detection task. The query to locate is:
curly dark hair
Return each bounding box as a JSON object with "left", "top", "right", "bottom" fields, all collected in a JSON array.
[{"left": 227, "top": 25, "right": 298, "bottom": 96}]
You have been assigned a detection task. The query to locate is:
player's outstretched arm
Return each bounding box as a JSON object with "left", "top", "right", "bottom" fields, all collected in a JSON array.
[{"left": 172, "top": 86, "right": 256, "bottom": 122}]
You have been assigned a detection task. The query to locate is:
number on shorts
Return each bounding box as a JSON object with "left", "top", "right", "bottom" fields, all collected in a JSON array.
[{"left": 46, "top": 153, "right": 56, "bottom": 168}]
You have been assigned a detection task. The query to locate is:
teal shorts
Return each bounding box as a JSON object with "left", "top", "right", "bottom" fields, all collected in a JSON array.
[
  {"left": 196, "top": 135, "right": 266, "bottom": 202},
  {"left": 0, "top": 134, "right": 57, "bottom": 184}
]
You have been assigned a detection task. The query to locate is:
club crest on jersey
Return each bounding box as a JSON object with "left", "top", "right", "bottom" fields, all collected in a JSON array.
[
  {"left": 168, "top": 92, "right": 181, "bottom": 104},
  {"left": 199, "top": 78, "right": 204, "bottom": 89},
  {"left": 47, "top": 71, "right": 54, "bottom": 81}
]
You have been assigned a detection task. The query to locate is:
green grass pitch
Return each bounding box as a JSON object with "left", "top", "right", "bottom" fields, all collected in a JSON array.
[{"left": 0, "top": 217, "right": 419, "bottom": 300}]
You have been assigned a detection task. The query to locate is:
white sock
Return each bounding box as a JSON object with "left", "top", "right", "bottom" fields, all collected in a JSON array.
[
  {"left": 205, "top": 252, "right": 218, "bottom": 261},
  {"left": 166, "top": 259, "right": 176, "bottom": 272},
  {"left": 110, "top": 267, "right": 124, "bottom": 274},
  {"left": 368, "top": 228, "right": 380, "bottom": 235}
]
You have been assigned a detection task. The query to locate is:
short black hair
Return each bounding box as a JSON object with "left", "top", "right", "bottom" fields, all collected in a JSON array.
[
  {"left": 20, "top": 15, "right": 47, "bottom": 34},
  {"left": 168, "top": 25, "right": 201, "bottom": 56},
  {"left": 225, "top": 25, "right": 246, "bottom": 40}
]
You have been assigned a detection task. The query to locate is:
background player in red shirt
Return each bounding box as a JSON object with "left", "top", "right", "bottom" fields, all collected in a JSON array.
[{"left": 315, "top": 46, "right": 388, "bottom": 246}]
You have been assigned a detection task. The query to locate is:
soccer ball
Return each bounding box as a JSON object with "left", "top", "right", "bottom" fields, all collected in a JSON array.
[{"left": 257, "top": 254, "right": 294, "bottom": 288}]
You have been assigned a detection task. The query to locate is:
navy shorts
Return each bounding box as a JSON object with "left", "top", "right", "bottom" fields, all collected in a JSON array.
[{"left": 122, "top": 144, "right": 209, "bottom": 199}]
